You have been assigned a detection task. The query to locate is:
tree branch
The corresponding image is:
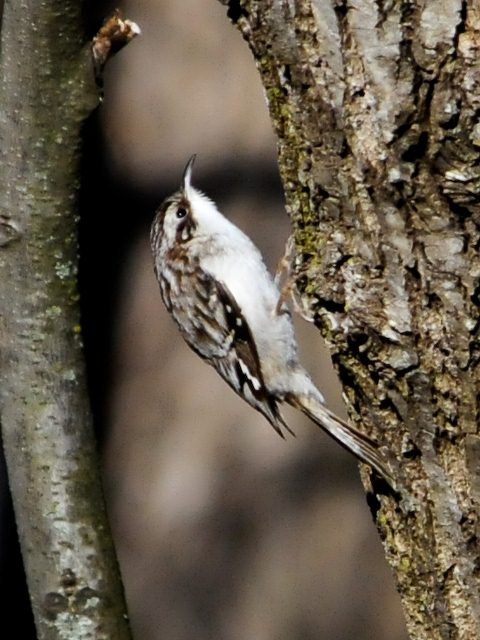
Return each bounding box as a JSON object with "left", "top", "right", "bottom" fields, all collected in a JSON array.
[
  {"left": 92, "top": 11, "right": 141, "bottom": 79},
  {"left": 219, "top": 1, "right": 480, "bottom": 638},
  {"left": 0, "top": 5, "right": 138, "bottom": 638}
]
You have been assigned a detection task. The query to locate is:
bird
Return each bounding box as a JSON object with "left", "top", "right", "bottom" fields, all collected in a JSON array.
[{"left": 150, "top": 155, "right": 392, "bottom": 484}]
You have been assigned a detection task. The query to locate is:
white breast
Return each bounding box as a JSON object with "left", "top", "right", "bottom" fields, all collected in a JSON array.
[{"left": 187, "top": 186, "right": 300, "bottom": 383}]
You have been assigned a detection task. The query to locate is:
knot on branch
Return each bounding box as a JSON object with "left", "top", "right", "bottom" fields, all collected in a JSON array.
[
  {"left": 92, "top": 11, "right": 141, "bottom": 79},
  {"left": 0, "top": 215, "right": 22, "bottom": 247}
]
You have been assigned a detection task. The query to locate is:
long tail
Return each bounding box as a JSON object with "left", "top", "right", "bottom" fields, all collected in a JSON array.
[{"left": 286, "top": 390, "right": 393, "bottom": 485}]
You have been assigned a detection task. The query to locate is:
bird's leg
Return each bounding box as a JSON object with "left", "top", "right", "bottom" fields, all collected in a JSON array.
[
  {"left": 275, "top": 235, "right": 317, "bottom": 323},
  {"left": 275, "top": 235, "right": 297, "bottom": 315}
]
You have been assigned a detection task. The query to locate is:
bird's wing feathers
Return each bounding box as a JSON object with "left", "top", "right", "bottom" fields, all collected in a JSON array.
[{"left": 187, "top": 269, "right": 292, "bottom": 437}]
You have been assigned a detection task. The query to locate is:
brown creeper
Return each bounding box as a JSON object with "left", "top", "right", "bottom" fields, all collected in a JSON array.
[{"left": 150, "top": 156, "right": 392, "bottom": 484}]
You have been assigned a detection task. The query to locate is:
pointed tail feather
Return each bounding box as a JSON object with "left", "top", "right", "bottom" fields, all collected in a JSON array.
[{"left": 287, "top": 391, "right": 393, "bottom": 485}]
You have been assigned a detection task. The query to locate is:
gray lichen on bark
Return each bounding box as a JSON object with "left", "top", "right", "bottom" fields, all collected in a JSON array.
[{"left": 219, "top": 1, "right": 480, "bottom": 638}]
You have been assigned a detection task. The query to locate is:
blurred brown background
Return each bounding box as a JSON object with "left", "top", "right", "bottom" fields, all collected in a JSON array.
[{"left": 1, "top": 1, "right": 409, "bottom": 638}]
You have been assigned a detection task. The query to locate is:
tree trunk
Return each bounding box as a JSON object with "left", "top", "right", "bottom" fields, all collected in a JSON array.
[
  {"left": 0, "top": 4, "right": 133, "bottom": 638},
  {"left": 219, "top": 1, "right": 480, "bottom": 638}
]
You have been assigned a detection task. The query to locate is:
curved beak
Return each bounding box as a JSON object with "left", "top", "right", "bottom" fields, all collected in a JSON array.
[{"left": 181, "top": 154, "right": 197, "bottom": 193}]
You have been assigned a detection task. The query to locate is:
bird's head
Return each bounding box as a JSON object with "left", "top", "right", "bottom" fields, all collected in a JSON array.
[{"left": 150, "top": 155, "right": 224, "bottom": 256}]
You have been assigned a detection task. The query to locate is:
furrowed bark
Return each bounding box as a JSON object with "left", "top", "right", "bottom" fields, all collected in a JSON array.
[
  {"left": 0, "top": 4, "right": 136, "bottom": 638},
  {"left": 219, "top": 1, "right": 480, "bottom": 638}
]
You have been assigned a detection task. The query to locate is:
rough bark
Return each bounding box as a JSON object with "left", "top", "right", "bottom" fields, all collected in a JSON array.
[
  {"left": 0, "top": 4, "right": 135, "bottom": 639},
  {"left": 219, "top": 1, "right": 480, "bottom": 639}
]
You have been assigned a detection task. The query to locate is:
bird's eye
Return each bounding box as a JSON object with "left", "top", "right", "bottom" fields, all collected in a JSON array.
[{"left": 176, "top": 207, "right": 187, "bottom": 219}]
